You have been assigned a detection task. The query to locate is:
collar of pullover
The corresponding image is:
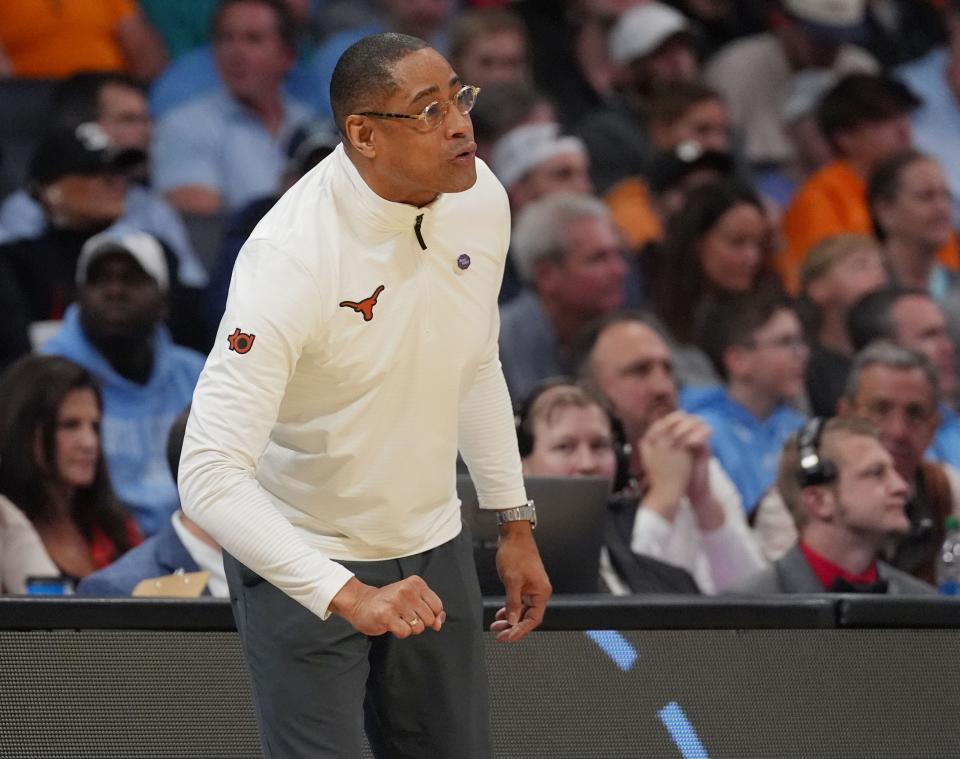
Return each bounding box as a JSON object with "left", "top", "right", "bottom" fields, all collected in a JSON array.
[{"left": 335, "top": 144, "right": 444, "bottom": 247}]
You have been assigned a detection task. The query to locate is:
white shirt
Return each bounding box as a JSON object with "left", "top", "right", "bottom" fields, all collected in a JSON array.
[
  {"left": 171, "top": 512, "right": 228, "bottom": 598},
  {"left": 179, "top": 146, "right": 526, "bottom": 620},
  {"left": 630, "top": 459, "right": 767, "bottom": 593}
]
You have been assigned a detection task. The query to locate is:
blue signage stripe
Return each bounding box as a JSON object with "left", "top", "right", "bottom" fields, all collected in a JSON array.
[
  {"left": 585, "top": 630, "right": 638, "bottom": 672},
  {"left": 658, "top": 701, "right": 710, "bottom": 759}
]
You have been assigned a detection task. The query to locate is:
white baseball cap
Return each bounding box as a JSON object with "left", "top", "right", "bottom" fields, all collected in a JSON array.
[
  {"left": 77, "top": 229, "right": 169, "bottom": 292},
  {"left": 609, "top": 2, "right": 692, "bottom": 66},
  {"left": 491, "top": 122, "right": 587, "bottom": 190},
  {"left": 782, "top": 0, "right": 866, "bottom": 28}
]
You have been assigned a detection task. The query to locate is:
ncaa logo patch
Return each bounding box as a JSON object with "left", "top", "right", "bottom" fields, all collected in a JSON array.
[{"left": 227, "top": 328, "right": 256, "bottom": 354}]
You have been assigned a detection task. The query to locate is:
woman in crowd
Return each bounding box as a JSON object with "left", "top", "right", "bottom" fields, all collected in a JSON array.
[
  {"left": 646, "top": 181, "right": 780, "bottom": 386},
  {"left": 0, "top": 355, "right": 139, "bottom": 589},
  {"left": 869, "top": 150, "right": 957, "bottom": 299}
]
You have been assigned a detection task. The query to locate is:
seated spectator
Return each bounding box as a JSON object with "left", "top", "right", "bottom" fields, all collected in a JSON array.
[
  {"left": 516, "top": 378, "right": 700, "bottom": 594},
  {"left": 147, "top": 0, "right": 322, "bottom": 119},
  {"left": 447, "top": 6, "right": 531, "bottom": 89},
  {"left": 646, "top": 181, "right": 779, "bottom": 387},
  {"left": 77, "top": 406, "right": 226, "bottom": 598},
  {"left": 492, "top": 122, "right": 593, "bottom": 216},
  {"left": 151, "top": 0, "right": 313, "bottom": 215},
  {"left": 779, "top": 73, "right": 955, "bottom": 292},
  {"left": 898, "top": 3, "right": 960, "bottom": 231},
  {"left": 491, "top": 122, "right": 593, "bottom": 303},
  {"left": 0, "top": 355, "right": 140, "bottom": 586},
  {"left": 575, "top": 311, "right": 767, "bottom": 593},
  {"left": 705, "top": 0, "right": 878, "bottom": 170},
  {"left": 578, "top": 2, "right": 700, "bottom": 194},
  {"left": 734, "top": 416, "right": 936, "bottom": 595},
  {"left": 687, "top": 291, "right": 809, "bottom": 515},
  {"left": 41, "top": 231, "right": 205, "bottom": 536},
  {"left": 754, "top": 342, "right": 960, "bottom": 580},
  {"left": 799, "top": 234, "right": 888, "bottom": 416},
  {"left": 848, "top": 288, "right": 960, "bottom": 468},
  {"left": 0, "top": 122, "right": 144, "bottom": 349},
  {"left": 869, "top": 150, "right": 958, "bottom": 299},
  {"left": 0, "top": 72, "right": 208, "bottom": 289},
  {"left": 646, "top": 82, "right": 731, "bottom": 157},
  {"left": 605, "top": 82, "right": 733, "bottom": 252},
  {"left": 499, "top": 193, "right": 628, "bottom": 403},
  {"left": 0, "top": 0, "right": 167, "bottom": 81}
]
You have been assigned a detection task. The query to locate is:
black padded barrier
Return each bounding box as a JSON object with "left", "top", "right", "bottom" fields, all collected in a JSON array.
[{"left": 3, "top": 596, "right": 960, "bottom": 758}]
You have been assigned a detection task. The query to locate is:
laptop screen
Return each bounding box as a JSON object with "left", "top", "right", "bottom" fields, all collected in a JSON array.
[{"left": 457, "top": 474, "right": 609, "bottom": 595}]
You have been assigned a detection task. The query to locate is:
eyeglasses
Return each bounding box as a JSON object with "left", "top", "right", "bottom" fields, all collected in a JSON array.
[{"left": 358, "top": 85, "right": 480, "bottom": 131}]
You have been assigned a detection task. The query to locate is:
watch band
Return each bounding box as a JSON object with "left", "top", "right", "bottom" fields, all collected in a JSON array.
[{"left": 496, "top": 500, "right": 537, "bottom": 530}]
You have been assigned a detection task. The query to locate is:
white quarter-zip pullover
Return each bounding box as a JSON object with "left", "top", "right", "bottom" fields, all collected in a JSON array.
[{"left": 179, "top": 146, "right": 526, "bottom": 619}]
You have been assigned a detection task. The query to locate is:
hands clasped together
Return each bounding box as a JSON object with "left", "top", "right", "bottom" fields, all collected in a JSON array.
[{"left": 639, "top": 411, "right": 724, "bottom": 530}]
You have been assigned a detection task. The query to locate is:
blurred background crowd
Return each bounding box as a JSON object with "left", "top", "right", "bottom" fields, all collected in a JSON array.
[{"left": 2, "top": 0, "right": 960, "bottom": 601}]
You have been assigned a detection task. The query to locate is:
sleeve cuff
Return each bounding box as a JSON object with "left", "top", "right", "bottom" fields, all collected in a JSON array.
[
  {"left": 630, "top": 505, "right": 673, "bottom": 554},
  {"left": 476, "top": 486, "right": 529, "bottom": 511},
  {"left": 310, "top": 562, "right": 357, "bottom": 621}
]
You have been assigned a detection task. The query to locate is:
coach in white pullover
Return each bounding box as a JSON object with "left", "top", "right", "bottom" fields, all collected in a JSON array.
[{"left": 179, "top": 34, "right": 550, "bottom": 758}]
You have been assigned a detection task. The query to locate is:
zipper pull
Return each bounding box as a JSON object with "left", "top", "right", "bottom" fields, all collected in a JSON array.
[{"left": 414, "top": 213, "right": 427, "bottom": 250}]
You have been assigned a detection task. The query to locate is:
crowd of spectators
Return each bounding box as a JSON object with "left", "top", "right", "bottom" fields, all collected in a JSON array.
[{"left": 2, "top": 0, "right": 960, "bottom": 601}]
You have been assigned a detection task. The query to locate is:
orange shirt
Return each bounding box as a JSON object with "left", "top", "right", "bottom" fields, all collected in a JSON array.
[
  {"left": 779, "top": 159, "right": 959, "bottom": 292},
  {"left": 604, "top": 177, "right": 663, "bottom": 252},
  {"left": 0, "top": 0, "right": 136, "bottom": 78}
]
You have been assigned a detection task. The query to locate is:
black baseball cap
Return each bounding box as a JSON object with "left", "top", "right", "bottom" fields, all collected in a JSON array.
[
  {"left": 648, "top": 142, "right": 734, "bottom": 194},
  {"left": 29, "top": 122, "right": 146, "bottom": 186}
]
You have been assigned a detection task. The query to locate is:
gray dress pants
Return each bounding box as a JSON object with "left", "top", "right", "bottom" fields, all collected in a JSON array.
[{"left": 224, "top": 527, "right": 491, "bottom": 759}]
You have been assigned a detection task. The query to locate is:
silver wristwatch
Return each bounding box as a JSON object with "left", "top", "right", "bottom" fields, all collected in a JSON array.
[{"left": 496, "top": 500, "right": 537, "bottom": 530}]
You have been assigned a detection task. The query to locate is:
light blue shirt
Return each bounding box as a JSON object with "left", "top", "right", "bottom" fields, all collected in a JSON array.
[
  {"left": 151, "top": 87, "right": 312, "bottom": 213},
  {"left": 0, "top": 185, "right": 208, "bottom": 287},
  {"left": 684, "top": 387, "right": 807, "bottom": 514},
  {"left": 41, "top": 306, "right": 205, "bottom": 537},
  {"left": 149, "top": 45, "right": 327, "bottom": 120},
  {"left": 898, "top": 48, "right": 960, "bottom": 227},
  {"left": 929, "top": 404, "right": 960, "bottom": 471}
]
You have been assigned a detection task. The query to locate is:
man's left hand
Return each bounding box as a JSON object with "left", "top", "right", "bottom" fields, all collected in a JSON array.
[{"left": 490, "top": 522, "right": 551, "bottom": 643}]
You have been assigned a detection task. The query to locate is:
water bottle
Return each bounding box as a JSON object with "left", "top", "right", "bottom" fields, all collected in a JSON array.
[{"left": 936, "top": 516, "right": 960, "bottom": 596}]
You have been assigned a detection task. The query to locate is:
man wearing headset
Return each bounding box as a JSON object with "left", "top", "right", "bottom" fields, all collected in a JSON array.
[
  {"left": 735, "top": 415, "right": 935, "bottom": 595},
  {"left": 754, "top": 341, "right": 960, "bottom": 582},
  {"left": 515, "top": 378, "right": 700, "bottom": 594}
]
